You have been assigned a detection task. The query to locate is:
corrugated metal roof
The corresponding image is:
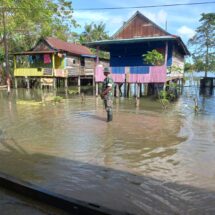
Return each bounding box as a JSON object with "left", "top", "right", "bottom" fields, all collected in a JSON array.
[
  {"left": 46, "top": 37, "right": 92, "bottom": 56},
  {"left": 13, "top": 37, "right": 93, "bottom": 56},
  {"left": 85, "top": 36, "right": 175, "bottom": 45},
  {"left": 13, "top": 51, "right": 55, "bottom": 55},
  {"left": 85, "top": 36, "right": 190, "bottom": 55}
]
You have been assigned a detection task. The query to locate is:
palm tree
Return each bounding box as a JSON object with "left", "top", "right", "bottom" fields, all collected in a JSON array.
[{"left": 80, "top": 22, "right": 109, "bottom": 43}]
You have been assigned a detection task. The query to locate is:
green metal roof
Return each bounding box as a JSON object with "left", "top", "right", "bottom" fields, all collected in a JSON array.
[{"left": 84, "top": 36, "right": 190, "bottom": 55}]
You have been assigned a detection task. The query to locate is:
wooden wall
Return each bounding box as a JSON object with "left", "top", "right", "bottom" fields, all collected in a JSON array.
[{"left": 114, "top": 14, "right": 168, "bottom": 39}]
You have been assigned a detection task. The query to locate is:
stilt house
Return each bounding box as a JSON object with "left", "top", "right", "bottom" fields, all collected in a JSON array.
[
  {"left": 85, "top": 11, "right": 190, "bottom": 95},
  {"left": 13, "top": 37, "right": 98, "bottom": 88}
]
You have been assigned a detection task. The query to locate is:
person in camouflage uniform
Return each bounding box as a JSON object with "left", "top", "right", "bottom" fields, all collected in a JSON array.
[{"left": 101, "top": 67, "right": 114, "bottom": 122}]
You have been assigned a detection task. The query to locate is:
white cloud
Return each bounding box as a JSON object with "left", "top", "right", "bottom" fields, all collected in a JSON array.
[
  {"left": 177, "top": 26, "right": 195, "bottom": 39},
  {"left": 74, "top": 11, "right": 109, "bottom": 23},
  {"left": 144, "top": 10, "right": 167, "bottom": 25},
  {"left": 73, "top": 11, "right": 125, "bottom": 35},
  {"left": 126, "top": 9, "right": 168, "bottom": 30}
]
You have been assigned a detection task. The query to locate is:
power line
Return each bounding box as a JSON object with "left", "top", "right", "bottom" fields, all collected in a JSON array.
[
  {"left": 0, "top": 1, "right": 215, "bottom": 11},
  {"left": 75, "top": 1, "right": 215, "bottom": 11}
]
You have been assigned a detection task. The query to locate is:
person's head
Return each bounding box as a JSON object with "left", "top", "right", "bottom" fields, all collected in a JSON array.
[{"left": 103, "top": 67, "right": 110, "bottom": 76}]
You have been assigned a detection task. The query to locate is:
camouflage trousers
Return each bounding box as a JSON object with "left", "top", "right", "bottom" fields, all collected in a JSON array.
[{"left": 104, "top": 95, "right": 113, "bottom": 112}]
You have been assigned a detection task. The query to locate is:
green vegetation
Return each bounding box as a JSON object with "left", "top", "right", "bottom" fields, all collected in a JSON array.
[
  {"left": 79, "top": 22, "right": 110, "bottom": 59},
  {"left": 0, "top": 2, "right": 112, "bottom": 82},
  {"left": 68, "top": 89, "right": 79, "bottom": 95},
  {"left": 53, "top": 96, "right": 63, "bottom": 103},
  {"left": 142, "top": 49, "right": 179, "bottom": 108},
  {"left": 158, "top": 82, "right": 179, "bottom": 109},
  {"left": 142, "top": 49, "right": 164, "bottom": 66},
  {"left": 0, "top": 0, "right": 78, "bottom": 81},
  {"left": 79, "top": 22, "right": 109, "bottom": 43},
  {"left": 188, "top": 13, "right": 215, "bottom": 76}
]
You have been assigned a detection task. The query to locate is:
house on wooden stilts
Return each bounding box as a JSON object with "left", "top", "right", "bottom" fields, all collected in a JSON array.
[
  {"left": 13, "top": 37, "right": 99, "bottom": 89},
  {"left": 85, "top": 11, "right": 190, "bottom": 97}
]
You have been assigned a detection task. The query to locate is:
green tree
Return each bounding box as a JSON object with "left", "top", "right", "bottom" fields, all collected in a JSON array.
[
  {"left": 184, "top": 62, "right": 194, "bottom": 72},
  {"left": 0, "top": 0, "right": 78, "bottom": 80},
  {"left": 80, "top": 22, "right": 109, "bottom": 43},
  {"left": 188, "top": 13, "right": 215, "bottom": 77},
  {"left": 80, "top": 22, "right": 110, "bottom": 59}
]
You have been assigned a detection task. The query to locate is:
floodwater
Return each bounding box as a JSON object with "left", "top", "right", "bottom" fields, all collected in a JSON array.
[{"left": 0, "top": 75, "right": 215, "bottom": 214}]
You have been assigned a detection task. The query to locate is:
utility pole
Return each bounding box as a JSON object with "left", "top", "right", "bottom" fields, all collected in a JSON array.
[{"left": 2, "top": 7, "right": 11, "bottom": 93}]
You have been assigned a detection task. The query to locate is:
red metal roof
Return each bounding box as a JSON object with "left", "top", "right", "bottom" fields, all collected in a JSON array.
[{"left": 45, "top": 37, "right": 92, "bottom": 56}]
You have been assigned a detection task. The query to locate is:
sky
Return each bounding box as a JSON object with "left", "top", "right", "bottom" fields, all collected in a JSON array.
[{"left": 71, "top": 0, "right": 215, "bottom": 44}]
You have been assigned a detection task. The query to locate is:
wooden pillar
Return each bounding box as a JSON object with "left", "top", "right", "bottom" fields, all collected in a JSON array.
[
  {"left": 53, "top": 77, "right": 56, "bottom": 89},
  {"left": 163, "top": 82, "right": 166, "bottom": 91},
  {"left": 127, "top": 83, "right": 131, "bottom": 97},
  {"left": 92, "top": 76, "right": 95, "bottom": 87},
  {"left": 52, "top": 54, "right": 55, "bottom": 70},
  {"left": 26, "top": 77, "right": 30, "bottom": 89},
  {"left": 52, "top": 53, "right": 55, "bottom": 88},
  {"left": 65, "top": 78, "right": 68, "bottom": 88},
  {"left": 136, "top": 83, "right": 140, "bottom": 98},
  {"left": 124, "top": 82, "right": 127, "bottom": 97},
  {"left": 115, "top": 83, "right": 119, "bottom": 97},
  {"left": 95, "top": 82, "right": 99, "bottom": 97},
  {"left": 40, "top": 78, "right": 43, "bottom": 89},
  {"left": 13, "top": 56, "right": 17, "bottom": 89},
  {"left": 14, "top": 78, "right": 18, "bottom": 89},
  {"left": 144, "top": 84, "right": 148, "bottom": 96},
  {"left": 139, "top": 84, "right": 142, "bottom": 97},
  {"left": 78, "top": 76, "right": 81, "bottom": 94},
  {"left": 78, "top": 76, "right": 81, "bottom": 87}
]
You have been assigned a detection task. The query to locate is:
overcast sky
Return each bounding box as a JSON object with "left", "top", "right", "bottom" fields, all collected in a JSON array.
[{"left": 72, "top": 0, "right": 215, "bottom": 44}]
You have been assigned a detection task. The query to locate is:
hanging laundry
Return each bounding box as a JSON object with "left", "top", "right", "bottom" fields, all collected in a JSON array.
[
  {"left": 44, "top": 54, "right": 51, "bottom": 64},
  {"left": 28, "top": 56, "right": 33, "bottom": 64},
  {"left": 36, "top": 55, "right": 40, "bottom": 61}
]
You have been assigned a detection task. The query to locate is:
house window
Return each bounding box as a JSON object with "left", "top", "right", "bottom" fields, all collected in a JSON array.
[
  {"left": 80, "top": 57, "right": 85, "bottom": 67},
  {"left": 73, "top": 59, "right": 76, "bottom": 64}
]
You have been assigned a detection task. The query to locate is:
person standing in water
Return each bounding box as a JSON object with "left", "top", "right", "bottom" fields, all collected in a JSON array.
[{"left": 101, "top": 67, "right": 114, "bottom": 122}]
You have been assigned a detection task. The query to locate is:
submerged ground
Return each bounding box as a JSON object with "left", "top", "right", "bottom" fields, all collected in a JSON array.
[{"left": 0, "top": 76, "right": 215, "bottom": 214}]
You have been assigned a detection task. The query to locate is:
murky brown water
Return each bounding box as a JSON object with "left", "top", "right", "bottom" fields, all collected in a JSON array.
[{"left": 0, "top": 84, "right": 215, "bottom": 215}]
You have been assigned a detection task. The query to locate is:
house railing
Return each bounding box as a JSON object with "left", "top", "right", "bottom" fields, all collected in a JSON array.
[
  {"left": 14, "top": 66, "right": 95, "bottom": 77},
  {"left": 95, "top": 65, "right": 167, "bottom": 83},
  {"left": 14, "top": 68, "right": 53, "bottom": 77}
]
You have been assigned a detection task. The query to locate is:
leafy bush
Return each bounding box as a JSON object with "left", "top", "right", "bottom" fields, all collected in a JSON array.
[{"left": 143, "top": 49, "right": 164, "bottom": 66}]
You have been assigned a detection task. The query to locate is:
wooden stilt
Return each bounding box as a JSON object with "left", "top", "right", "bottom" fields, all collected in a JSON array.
[
  {"left": 53, "top": 78, "right": 56, "bottom": 89},
  {"left": 128, "top": 84, "right": 131, "bottom": 97},
  {"left": 65, "top": 78, "right": 68, "bottom": 88},
  {"left": 78, "top": 76, "right": 81, "bottom": 94},
  {"left": 26, "top": 77, "right": 30, "bottom": 89},
  {"left": 92, "top": 76, "right": 95, "bottom": 87},
  {"left": 126, "top": 83, "right": 130, "bottom": 97},
  {"left": 124, "top": 82, "right": 127, "bottom": 97},
  {"left": 137, "top": 83, "right": 140, "bottom": 98},
  {"left": 14, "top": 78, "right": 18, "bottom": 89},
  {"left": 140, "top": 83, "right": 142, "bottom": 97},
  {"left": 116, "top": 84, "right": 119, "bottom": 97},
  {"left": 144, "top": 84, "right": 148, "bottom": 96},
  {"left": 95, "top": 82, "right": 99, "bottom": 97}
]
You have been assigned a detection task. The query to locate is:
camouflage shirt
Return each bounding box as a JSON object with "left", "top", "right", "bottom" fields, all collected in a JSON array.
[{"left": 102, "top": 76, "right": 114, "bottom": 97}]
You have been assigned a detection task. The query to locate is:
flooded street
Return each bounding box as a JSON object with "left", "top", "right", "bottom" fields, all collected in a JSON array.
[{"left": 0, "top": 79, "right": 215, "bottom": 214}]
